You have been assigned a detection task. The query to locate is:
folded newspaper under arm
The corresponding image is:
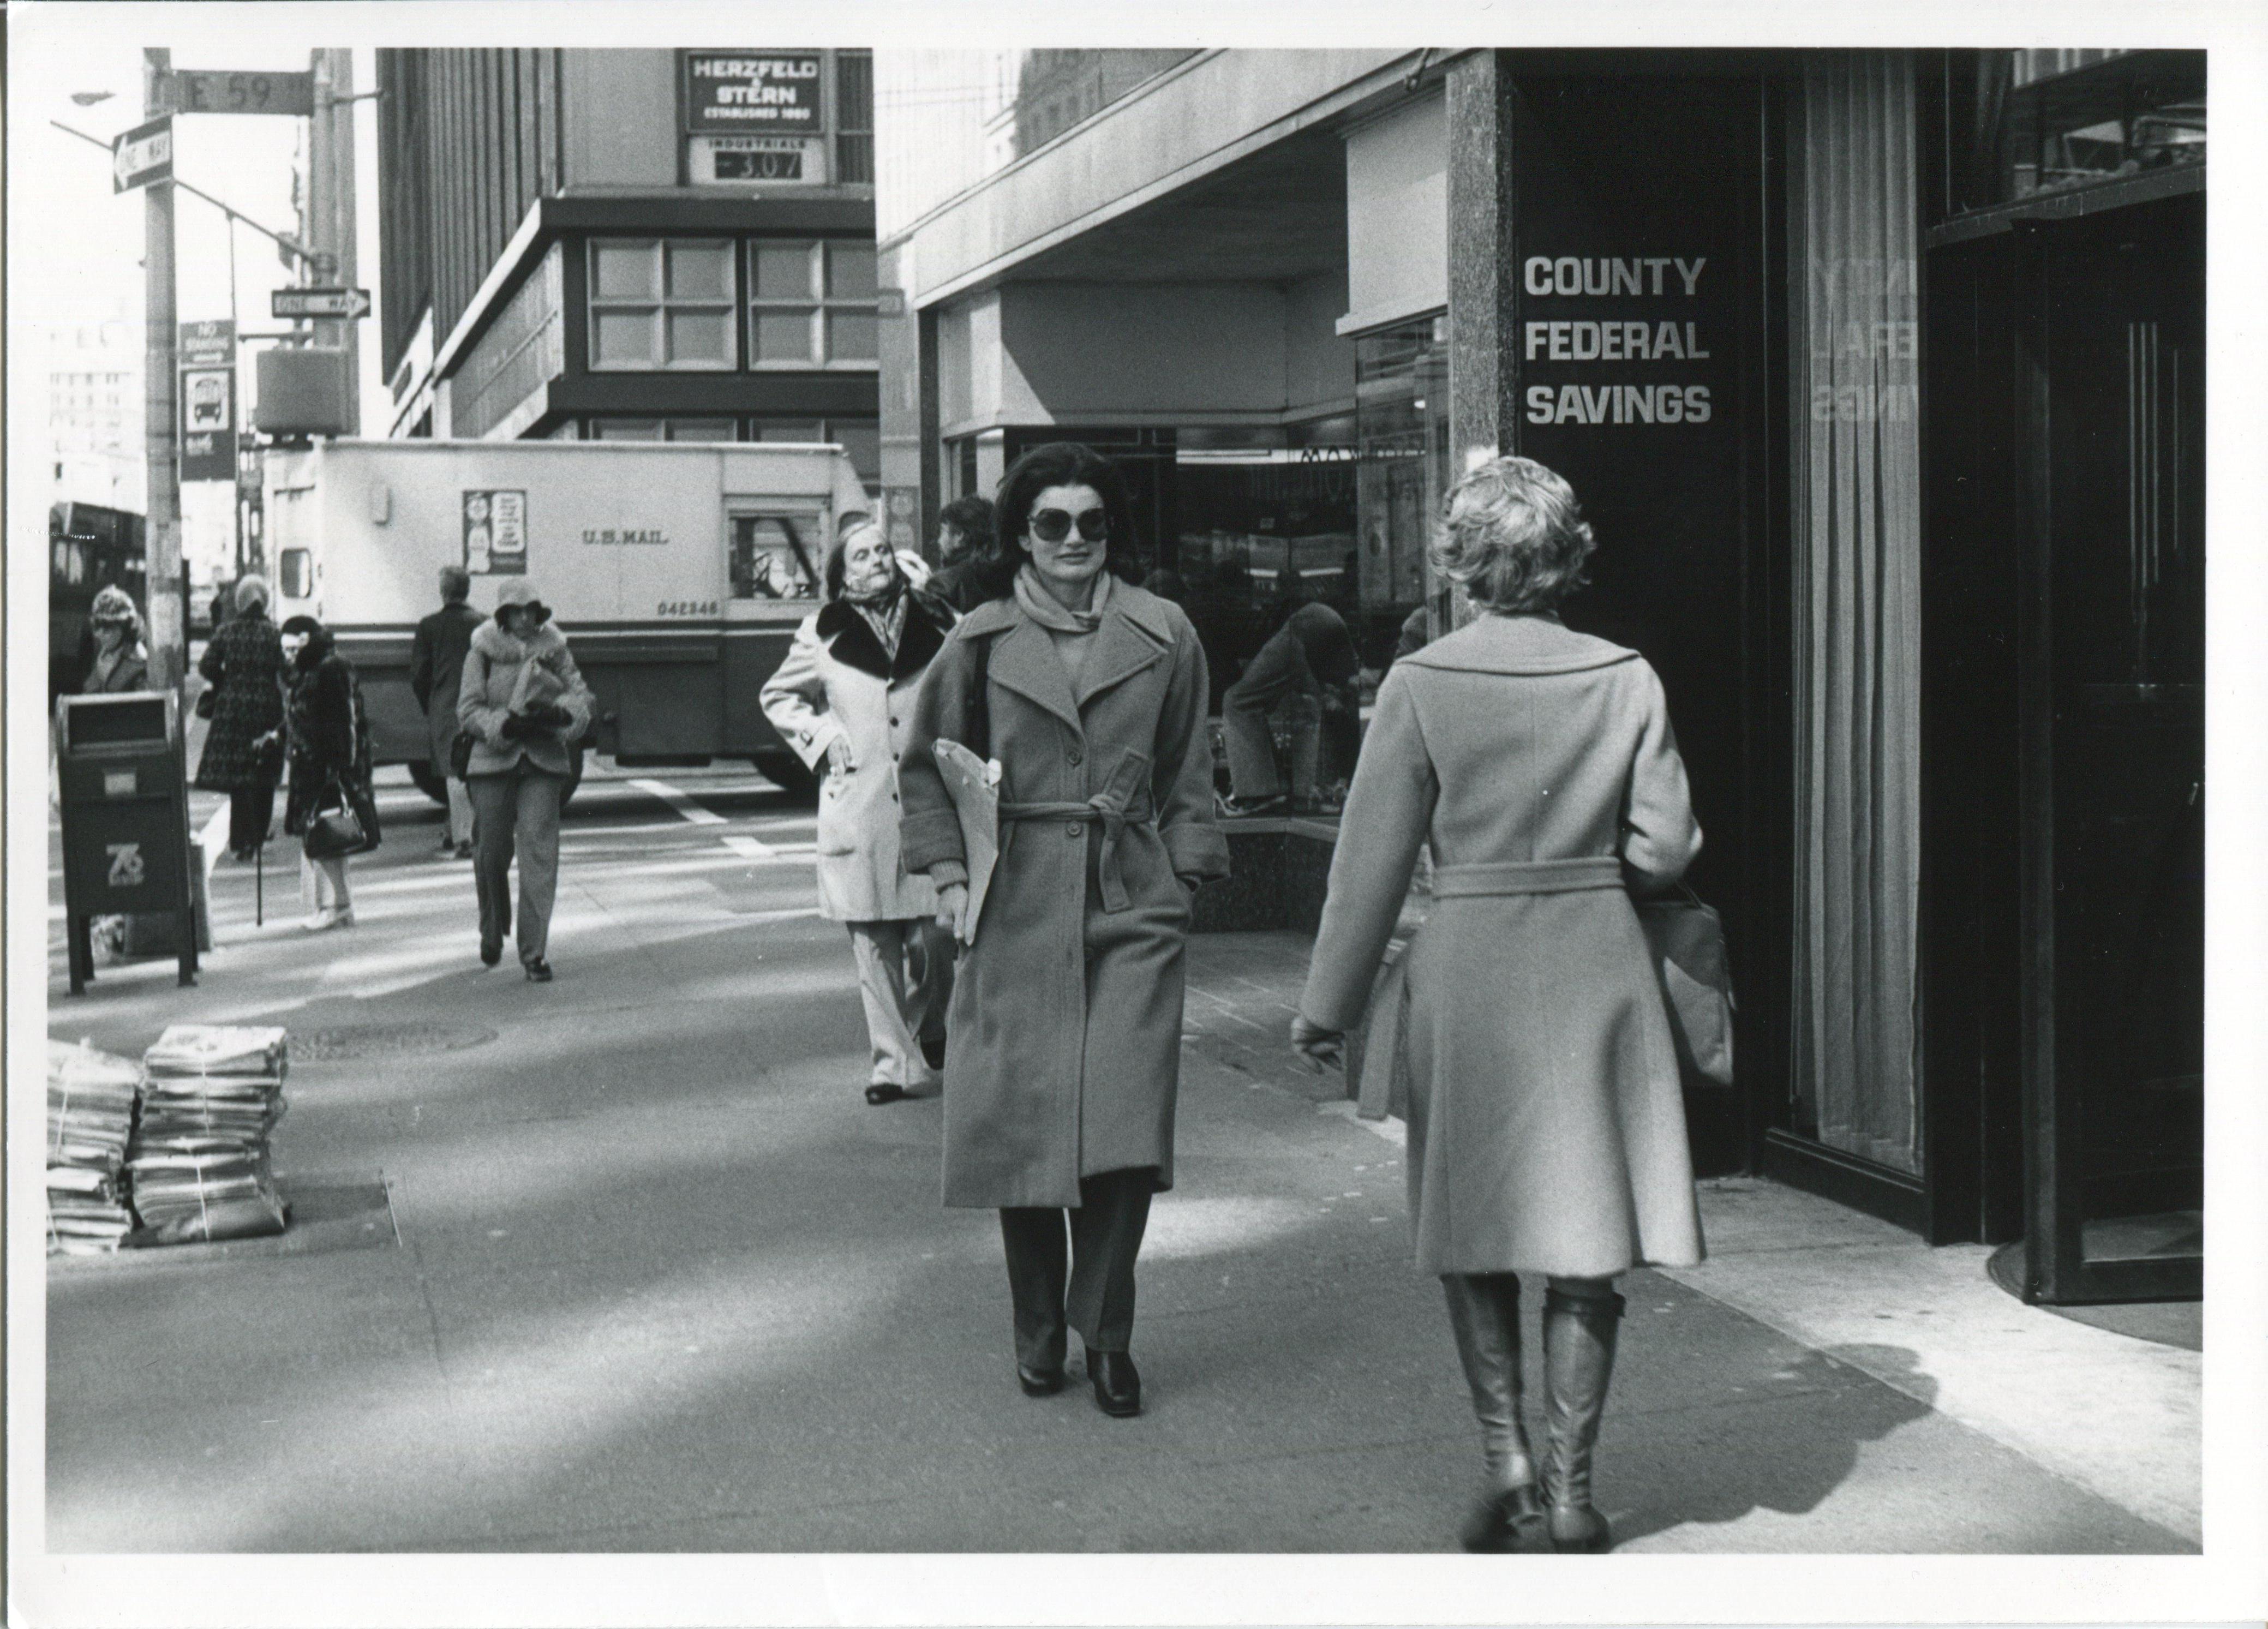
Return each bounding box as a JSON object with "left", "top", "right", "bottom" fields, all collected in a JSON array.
[{"left": 930, "top": 739, "right": 1002, "bottom": 947}]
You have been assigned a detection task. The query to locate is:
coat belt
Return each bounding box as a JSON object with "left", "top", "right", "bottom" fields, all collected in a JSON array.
[
  {"left": 1429, "top": 856, "right": 1625, "bottom": 897},
  {"left": 1000, "top": 793, "right": 1157, "bottom": 912}
]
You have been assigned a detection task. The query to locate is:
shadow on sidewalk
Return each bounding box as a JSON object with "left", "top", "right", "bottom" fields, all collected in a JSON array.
[{"left": 1612, "top": 1344, "right": 1938, "bottom": 1545}]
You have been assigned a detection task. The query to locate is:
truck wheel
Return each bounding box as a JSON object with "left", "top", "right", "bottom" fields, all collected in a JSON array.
[
  {"left": 406, "top": 761, "right": 449, "bottom": 805},
  {"left": 754, "top": 752, "right": 818, "bottom": 802}
]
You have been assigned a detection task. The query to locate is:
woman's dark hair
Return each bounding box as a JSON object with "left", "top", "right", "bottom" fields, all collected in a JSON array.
[
  {"left": 279, "top": 614, "right": 336, "bottom": 664},
  {"left": 982, "top": 441, "right": 1144, "bottom": 600}
]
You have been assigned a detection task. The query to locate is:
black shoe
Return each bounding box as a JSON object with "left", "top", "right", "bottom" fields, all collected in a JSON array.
[
  {"left": 454, "top": 841, "right": 476, "bottom": 860},
  {"left": 480, "top": 937, "right": 503, "bottom": 968},
  {"left": 920, "top": 1034, "right": 947, "bottom": 1071},
  {"left": 864, "top": 1082, "right": 906, "bottom": 1106},
  {"left": 1016, "top": 1363, "right": 1067, "bottom": 1397},
  {"left": 524, "top": 958, "right": 553, "bottom": 983},
  {"left": 1088, "top": 1350, "right": 1141, "bottom": 1417}
]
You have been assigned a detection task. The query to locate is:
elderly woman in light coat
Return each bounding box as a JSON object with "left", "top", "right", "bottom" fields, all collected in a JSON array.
[
  {"left": 761, "top": 519, "right": 960, "bottom": 1105},
  {"left": 457, "top": 580, "right": 595, "bottom": 981},
  {"left": 1292, "top": 456, "right": 1704, "bottom": 1555},
  {"left": 899, "top": 441, "right": 1229, "bottom": 1420}
]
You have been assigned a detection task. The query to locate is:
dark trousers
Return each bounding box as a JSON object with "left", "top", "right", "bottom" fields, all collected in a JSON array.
[
  {"left": 228, "top": 782, "right": 276, "bottom": 854},
  {"left": 998, "top": 1168, "right": 1155, "bottom": 1370}
]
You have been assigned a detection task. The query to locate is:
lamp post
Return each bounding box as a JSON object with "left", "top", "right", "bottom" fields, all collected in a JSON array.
[{"left": 141, "top": 46, "right": 187, "bottom": 693}]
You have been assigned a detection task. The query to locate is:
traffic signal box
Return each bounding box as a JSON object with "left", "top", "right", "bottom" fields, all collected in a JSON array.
[{"left": 56, "top": 692, "right": 199, "bottom": 994}]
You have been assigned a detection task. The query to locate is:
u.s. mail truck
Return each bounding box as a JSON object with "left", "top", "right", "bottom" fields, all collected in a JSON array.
[{"left": 266, "top": 439, "right": 872, "bottom": 800}]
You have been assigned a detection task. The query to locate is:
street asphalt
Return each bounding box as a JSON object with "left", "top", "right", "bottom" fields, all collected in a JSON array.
[{"left": 40, "top": 760, "right": 2194, "bottom": 1553}]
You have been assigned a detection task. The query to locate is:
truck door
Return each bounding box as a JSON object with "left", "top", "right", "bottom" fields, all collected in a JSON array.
[{"left": 721, "top": 504, "right": 828, "bottom": 756}]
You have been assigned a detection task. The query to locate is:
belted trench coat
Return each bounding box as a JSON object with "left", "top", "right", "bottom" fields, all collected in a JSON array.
[
  {"left": 900, "top": 581, "right": 1230, "bottom": 1209},
  {"left": 1299, "top": 613, "right": 1707, "bottom": 1279}
]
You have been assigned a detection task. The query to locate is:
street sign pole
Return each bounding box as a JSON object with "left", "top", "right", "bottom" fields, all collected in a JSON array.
[{"left": 142, "top": 47, "right": 187, "bottom": 694}]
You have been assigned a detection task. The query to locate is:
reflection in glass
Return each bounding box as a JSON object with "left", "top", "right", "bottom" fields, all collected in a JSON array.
[{"left": 731, "top": 514, "right": 821, "bottom": 600}]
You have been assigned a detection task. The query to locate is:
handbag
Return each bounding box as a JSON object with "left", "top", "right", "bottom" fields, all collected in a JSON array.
[
  {"left": 448, "top": 728, "right": 477, "bottom": 778},
  {"left": 1636, "top": 886, "right": 1736, "bottom": 1087},
  {"left": 302, "top": 787, "right": 366, "bottom": 860},
  {"left": 194, "top": 686, "right": 217, "bottom": 720}
]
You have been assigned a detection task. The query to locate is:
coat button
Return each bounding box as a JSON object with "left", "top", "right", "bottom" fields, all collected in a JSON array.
[
  {"left": 1068, "top": 746, "right": 1084, "bottom": 765},
  {"left": 890, "top": 717, "right": 899, "bottom": 727},
  {"left": 1067, "top": 822, "right": 1082, "bottom": 839}
]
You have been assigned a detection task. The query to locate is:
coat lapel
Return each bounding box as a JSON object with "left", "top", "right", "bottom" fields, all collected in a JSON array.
[
  {"left": 1073, "top": 584, "right": 1173, "bottom": 708},
  {"left": 986, "top": 614, "right": 1085, "bottom": 734}
]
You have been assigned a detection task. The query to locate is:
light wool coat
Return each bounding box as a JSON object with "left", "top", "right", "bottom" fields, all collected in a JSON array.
[
  {"left": 900, "top": 582, "right": 1230, "bottom": 1209},
  {"left": 1300, "top": 612, "right": 1706, "bottom": 1278},
  {"left": 759, "top": 594, "right": 955, "bottom": 923},
  {"left": 456, "top": 619, "right": 595, "bottom": 778}
]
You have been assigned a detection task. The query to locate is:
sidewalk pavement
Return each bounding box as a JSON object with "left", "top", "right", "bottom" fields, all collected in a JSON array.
[{"left": 43, "top": 892, "right": 2197, "bottom": 1552}]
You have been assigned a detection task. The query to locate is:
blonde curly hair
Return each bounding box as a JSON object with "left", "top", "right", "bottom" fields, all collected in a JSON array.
[{"left": 1429, "top": 456, "right": 1596, "bottom": 614}]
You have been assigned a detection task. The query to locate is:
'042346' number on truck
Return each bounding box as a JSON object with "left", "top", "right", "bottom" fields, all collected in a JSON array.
[{"left": 657, "top": 600, "right": 720, "bottom": 616}]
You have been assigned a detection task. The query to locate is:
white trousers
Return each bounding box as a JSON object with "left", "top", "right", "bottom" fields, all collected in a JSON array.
[{"left": 847, "top": 918, "right": 953, "bottom": 1088}]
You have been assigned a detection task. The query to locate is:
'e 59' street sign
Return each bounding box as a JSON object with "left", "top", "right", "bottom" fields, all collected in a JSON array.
[
  {"left": 683, "top": 52, "right": 822, "bottom": 134},
  {"left": 160, "top": 69, "right": 315, "bottom": 117}
]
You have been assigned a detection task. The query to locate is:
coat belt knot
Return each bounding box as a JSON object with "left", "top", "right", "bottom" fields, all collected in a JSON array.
[{"left": 999, "top": 792, "right": 1156, "bottom": 912}]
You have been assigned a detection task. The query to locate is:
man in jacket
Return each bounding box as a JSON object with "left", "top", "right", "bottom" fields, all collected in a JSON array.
[
  {"left": 923, "top": 495, "right": 999, "bottom": 614},
  {"left": 410, "top": 565, "right": 484, "bottom": 858}
]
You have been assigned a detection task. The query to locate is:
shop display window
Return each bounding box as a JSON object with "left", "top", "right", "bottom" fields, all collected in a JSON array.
[{"left": 1354, "top": 314, "right": 1449, "bottom": 645}]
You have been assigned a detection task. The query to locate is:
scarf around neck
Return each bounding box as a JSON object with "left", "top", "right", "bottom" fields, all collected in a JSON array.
[
  {"left": 1014, "top": 562, "right": 1111, "bottom": 634},
  {"left": 846, "top": 580, "right": 907, "bottom": 657}
]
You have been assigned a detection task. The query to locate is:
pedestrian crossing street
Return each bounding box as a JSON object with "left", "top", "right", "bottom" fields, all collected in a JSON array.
[{"left": 48, "top": 758, "right": 830, "bottom": 1010}]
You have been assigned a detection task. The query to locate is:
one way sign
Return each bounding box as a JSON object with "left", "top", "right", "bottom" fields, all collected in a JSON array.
[
  {"left": 272, "top": 287, "right": 373, "bottom": 320},
  {"left": 112, "top": 116, "right": 174, "bottom": 193}
]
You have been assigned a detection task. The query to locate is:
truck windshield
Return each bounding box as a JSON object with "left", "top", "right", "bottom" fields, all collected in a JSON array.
[{"left": 731, "top": 514, "right": 822, "bottom": 600}]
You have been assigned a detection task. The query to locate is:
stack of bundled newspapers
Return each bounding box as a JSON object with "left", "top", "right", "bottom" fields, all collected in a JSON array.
[
  {"left": 46, "top": 1040, "right": 141, "bottom": 1255},
  {"left": 129, "top": 1025, "right": 291, "bottom": 1245}
]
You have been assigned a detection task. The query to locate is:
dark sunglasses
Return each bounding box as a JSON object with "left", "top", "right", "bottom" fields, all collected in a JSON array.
[{"left": 1027, "top": 506, "right": 1110, "bottom": 545}]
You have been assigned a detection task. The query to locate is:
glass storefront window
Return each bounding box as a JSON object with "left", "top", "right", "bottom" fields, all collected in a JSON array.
[
  {"left": 1354, "top": 314, "right": 1449, "bottom": 637},
  {"left": 1946, "top": 50, "right": 2205, "bottom": 215}
]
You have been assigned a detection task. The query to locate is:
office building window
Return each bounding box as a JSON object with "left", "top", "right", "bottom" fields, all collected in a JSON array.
[
  {"left": 588, "top": 238, "right": 739, "bottom": 370},
  {"left": 669, "top": 418, "right": 738, "bottom": 442},
  {"left": 747, "top": 240, "right": 879, "bottom": 366},
  {"left": 836, "top": 51, "right": 875, "bottom": 184}
]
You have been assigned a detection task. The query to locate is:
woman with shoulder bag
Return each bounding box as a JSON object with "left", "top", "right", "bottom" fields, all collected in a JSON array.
[
  {"left": 898, "top": 441, "right": 1229, "bottom": 1419},
  {"left": 278, "top": 614, "right": 380, "bottom": 932},
  {"left": 761, "top": 519, "right": 960, "bottom": 1104},
  {"left": 457, "top": 580, "right": 594, "bottom": 981},
  {"left": 1291, "top": 456, "right": 1707, "bottom": 1554}
]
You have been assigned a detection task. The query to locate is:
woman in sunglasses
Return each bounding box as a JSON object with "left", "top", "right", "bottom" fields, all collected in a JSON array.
[{"left": 899, "top": 441, "right": 1229, "bottom": 1419}]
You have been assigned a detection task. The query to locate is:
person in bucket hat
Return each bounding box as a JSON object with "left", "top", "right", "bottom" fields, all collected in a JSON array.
[{"left": 457, "top": 579, "right": 593, "bottom": 980}]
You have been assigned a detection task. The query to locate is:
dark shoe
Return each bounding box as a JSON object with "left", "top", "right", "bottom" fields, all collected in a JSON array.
[
  {"left": 920, "top": 1034, "right": 947, "bottom": 1071},
  {"left": 524, "top": 958, "right": 553, "bottom": 983},
  {"left": 480, "top": 937, "right": 503, "bottom": 968},
  {"left": 1016, "top": 1362, "right": 1066, "bottom": 1397},
  {"left": 454, "top": 841, "right": 475, "bottom": 860},
  {"left": 1088, "top": 1350, "right": 1141, "bottom": 1417},
  {"left": 864, "top": 1082, "right": 906, "bottom": 1106},
  {"left": 1459, "top": 1482, "right": 1545, "bottom": 1553},
  {"left": 1541, "top": 1284, "right": 1625, "bottom": 1553}
]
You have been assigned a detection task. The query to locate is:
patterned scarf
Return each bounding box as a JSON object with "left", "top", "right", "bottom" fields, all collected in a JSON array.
[{"left": 847, "top": 580, "right": 908, "bottom": 658}]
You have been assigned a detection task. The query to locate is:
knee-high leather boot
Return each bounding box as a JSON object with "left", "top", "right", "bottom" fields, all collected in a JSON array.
[
  {"left": 1441, "top": 1273, "right": 1541, "bottom": 1551},
  {"left": 1541, "top": 1280, "right": 1625, "bottom": 1553}
]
